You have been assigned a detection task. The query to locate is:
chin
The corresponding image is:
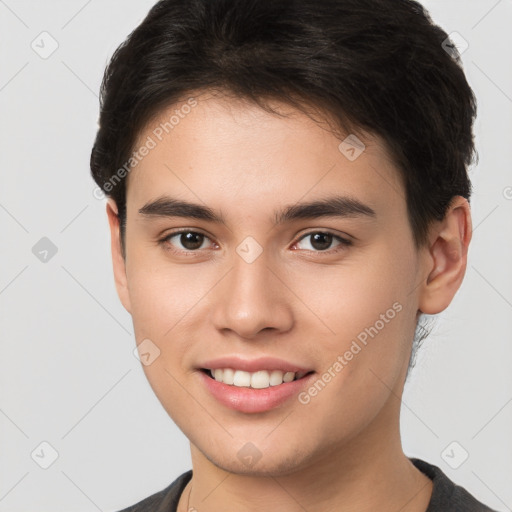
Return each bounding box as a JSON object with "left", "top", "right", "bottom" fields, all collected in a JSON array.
[{"left": 201, "top": 442, "right": 313, "bottom": 477}]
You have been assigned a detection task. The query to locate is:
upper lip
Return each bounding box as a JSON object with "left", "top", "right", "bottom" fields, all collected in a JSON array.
[{"left": 199, "top": 356, "right": 313, "bottom": 373}]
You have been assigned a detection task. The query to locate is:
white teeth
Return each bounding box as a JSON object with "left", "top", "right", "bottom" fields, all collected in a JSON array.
[
  {"left": 233, "top": 370, "right": 251, "bottom": 387},
  {"left": 208, "top": 368, "right": 306, "bottom": 388},
  {"left": 283, "top": 371, "right": 295, "bottom": 383},
  {"left": 269, "top": 370, "right": 284, "bottom": 386},
  {"left": 222, "top": 368, "right": 235, "bottom": 385},
  {"left": 251, "top": 370, "right": 270, "bottom": 389}
]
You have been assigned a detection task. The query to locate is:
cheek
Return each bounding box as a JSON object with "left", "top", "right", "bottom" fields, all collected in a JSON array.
[
  {"left": 297, "top": 243, "right": 416, "bottom": 403},
  {"left": 125, "top": 248, "right": 206, "bottom": 338},
  {"left": 301, "top": 252, "right": 410, "bottom": 346},
  {"left": 291, "top": 262, "right": 413, "bottom": 442}
]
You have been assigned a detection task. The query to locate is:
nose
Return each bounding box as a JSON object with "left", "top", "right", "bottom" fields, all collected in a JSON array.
[{"left": 210, "top": 251, "right": 294, "bottom": 340}]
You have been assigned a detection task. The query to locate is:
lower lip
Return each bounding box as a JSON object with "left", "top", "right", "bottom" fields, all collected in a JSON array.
[{"left": 198, "top": 371, "right": 315, "bottom": 413}]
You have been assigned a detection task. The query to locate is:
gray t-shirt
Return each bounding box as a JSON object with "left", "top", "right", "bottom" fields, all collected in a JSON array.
[{"left": 116, "top": 457, "right": 498, "bottom": 511}]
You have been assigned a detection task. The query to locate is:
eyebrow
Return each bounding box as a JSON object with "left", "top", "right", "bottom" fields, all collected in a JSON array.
[{"left": 138, "top": 194, "right": 377, "bottom": 225}]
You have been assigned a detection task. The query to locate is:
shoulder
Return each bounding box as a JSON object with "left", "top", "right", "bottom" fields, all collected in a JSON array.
[
  {"left": 410, "top": 458, "right": 498, "bottom": 512},
  {"left": 115, "top": 470, "right": 192, "bottom": 512}
]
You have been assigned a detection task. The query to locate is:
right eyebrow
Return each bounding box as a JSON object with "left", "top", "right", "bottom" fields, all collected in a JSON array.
[{"left": 138, "top": 196, "right": 227, "bottom": 224}]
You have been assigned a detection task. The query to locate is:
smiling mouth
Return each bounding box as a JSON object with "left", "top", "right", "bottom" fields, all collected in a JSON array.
[{"left": 201, "top": 368, "right": 314, "bottom": 389}]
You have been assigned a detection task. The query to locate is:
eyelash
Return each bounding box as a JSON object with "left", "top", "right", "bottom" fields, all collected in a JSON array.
[{"left": 158, "top": 229, "right": 352, "bottom": 256}]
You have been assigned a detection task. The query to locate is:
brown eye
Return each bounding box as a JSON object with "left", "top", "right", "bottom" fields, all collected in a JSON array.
[
  {"left": 161, "top": 230, "right": 213, "bottom": 252},
  {"left": 309, "top": 232, "right": 333, "bottom": 251},
  {"left": 177, "top": 232, "right": 205, "bottom": 250},
  {"left": 295, "top": 231, "right": 352, "bottom": 253}
]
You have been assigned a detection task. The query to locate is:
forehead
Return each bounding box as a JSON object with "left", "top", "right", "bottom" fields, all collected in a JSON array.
[{"left": 126, "top": 93, "right": 405, "bottom": 218}]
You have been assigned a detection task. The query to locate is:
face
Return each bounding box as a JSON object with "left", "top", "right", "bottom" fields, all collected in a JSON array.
[{"left": 108, "top": 92, "right": 432, "bottom": 476}]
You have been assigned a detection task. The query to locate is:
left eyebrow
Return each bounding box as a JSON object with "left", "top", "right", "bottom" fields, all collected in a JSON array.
[
  {"left": 274, "top": 195, "right": 376, "bottom": 224},
  {"left": 138, "top": 194, "right": 377, "bottom": 225}
]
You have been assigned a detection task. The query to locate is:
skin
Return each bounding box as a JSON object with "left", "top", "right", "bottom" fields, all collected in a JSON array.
[{"left": 106, "top": 91, "right": 472, "bottom": 512}]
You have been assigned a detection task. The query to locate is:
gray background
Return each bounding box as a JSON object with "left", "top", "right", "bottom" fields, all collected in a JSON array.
[{"left": 1, "top": 0, "right": 511, "bottom": 510}]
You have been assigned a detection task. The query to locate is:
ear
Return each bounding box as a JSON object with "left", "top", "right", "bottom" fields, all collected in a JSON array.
[
  {"left": 417, "top": 196, "right": 472, "bottom": 314},
  {"left": 106, "top": 198, "right": 132, "bottom": 314}
]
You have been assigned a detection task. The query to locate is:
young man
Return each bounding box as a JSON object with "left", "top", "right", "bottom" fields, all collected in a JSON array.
[{"left": 90, "top": 0, "right": 497, "bottom": 510}]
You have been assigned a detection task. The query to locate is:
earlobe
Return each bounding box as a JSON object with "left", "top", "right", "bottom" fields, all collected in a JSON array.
[
  {"left": 106, "top": 198, "right": 132, "bottom": 314},
  {"left": 417, "top": 196, "right": 472, "bottom": 315}
]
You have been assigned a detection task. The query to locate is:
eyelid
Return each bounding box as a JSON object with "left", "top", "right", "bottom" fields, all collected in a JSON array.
[{"left": 296, "top": 228, "right": 352, "bottom": 243}]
